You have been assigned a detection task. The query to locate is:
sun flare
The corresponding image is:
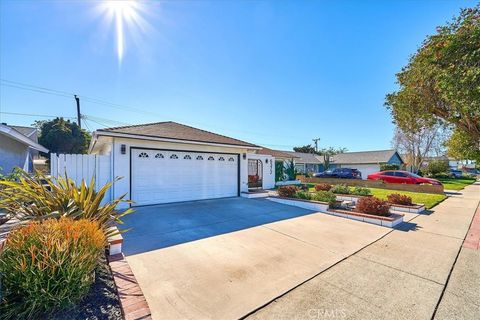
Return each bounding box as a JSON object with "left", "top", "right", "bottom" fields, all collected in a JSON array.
[{"left": 98, "top": 0, "right": 145, "bottom": 64}]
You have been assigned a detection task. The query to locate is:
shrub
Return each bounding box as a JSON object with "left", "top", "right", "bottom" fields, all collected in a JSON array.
[
  {"left": 330, "top": 184, "right": 350, "bottom": 194},
  {"left": 423, "top": 160, "right": 450, "bottom": 177},
  {"left": 387, "top": 193, "right": 413, "bottom": 206},
  {"left": 356, "top": 196, "right": 390, "bottom": 216},
  {"left": 315, "top": 183, "right": 332, "bottom": 191},
  {"left": 0, "top": 170, "right": 133, "bottom": 237},
  {"left": 312, "top": 191, "right": 337, "bottom": 206},
  {"left": 0, "top": 218, "right": 105, "bottom": 319},
  {"left": 380, "top": 163, "right": 399, "bottom": 171},
  {"left": 351, "top": 186, "right": 371, "bottom": 196},
  {"left": 277, "top": 186, "right": 298, "bottom": 198},
  {"left": 295, "top": 191, "right": 312, "bottom": 200}
]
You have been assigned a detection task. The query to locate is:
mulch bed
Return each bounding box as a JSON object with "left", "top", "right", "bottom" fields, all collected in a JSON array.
[{"left": 50, "top": 252, "right": 123, "bottom": 320}]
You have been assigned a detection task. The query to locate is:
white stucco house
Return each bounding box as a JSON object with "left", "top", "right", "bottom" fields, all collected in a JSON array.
[
  {"left": 88, "top": 122, "right": 275, "bottom": 207},
  {"left": 0, "top": 123, "right": 48, "bottom": 174}
]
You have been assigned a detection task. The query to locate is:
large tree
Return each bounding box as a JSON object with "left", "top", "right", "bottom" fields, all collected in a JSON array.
[
  {"left": 385, "top": 6, "right": 480, "bottom": 149},
  {"left": 392, "top": 121, "right": 447, "bottom": 173},
  {"left": 445, "top": 127, "right": 480, "bottom": 163},
  {"left": 36, "top": 118, "right": 91, "bottom": 154}
]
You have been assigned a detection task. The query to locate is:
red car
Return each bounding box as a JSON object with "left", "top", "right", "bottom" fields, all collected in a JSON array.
[{"left": 367, "top": 170, "right": 442, "bottom": 185}]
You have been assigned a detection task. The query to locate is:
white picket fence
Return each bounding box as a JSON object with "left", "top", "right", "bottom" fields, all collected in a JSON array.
[{"left": 50, "top": 153, "right": 112, "bottom": 201}]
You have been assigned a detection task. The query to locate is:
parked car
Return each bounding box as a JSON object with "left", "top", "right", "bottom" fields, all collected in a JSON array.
[
  {"left": 449, "top": 169, "right": 463, "bottom": 178},
  {"left": 367, "top": 170, "right": 442, "bottom": 185},
  {"left": 314, "top": 168, "right": 362, "bottom": 179}
]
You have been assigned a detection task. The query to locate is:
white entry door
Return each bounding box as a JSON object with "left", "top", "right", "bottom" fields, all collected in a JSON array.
[{"left": 131, "top": 148, "right": 239, "bottom": 206}]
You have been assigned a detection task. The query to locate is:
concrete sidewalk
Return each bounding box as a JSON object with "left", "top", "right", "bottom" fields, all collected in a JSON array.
[{"left": 247, "top": 182, "right": 480, "bottom": 320}]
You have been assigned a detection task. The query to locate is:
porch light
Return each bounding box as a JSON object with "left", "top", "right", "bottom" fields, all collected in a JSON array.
[
  {"left": 121, "top": 144, "right": 126, "bottom": 154},
  {"left": 243, "top": 153, "right": 246, "bottom": 160}
]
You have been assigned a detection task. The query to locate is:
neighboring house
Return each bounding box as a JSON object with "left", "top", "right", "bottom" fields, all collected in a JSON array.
[
  {"left": 281, "top": 151, "right": 324, "bottom": 174},
  {"left": 261, "top": 148, "right": 404, "bottom": 179},
  {"left": 418, "top": 155, "right": 476, "bottom": 170},
  {"left": 88, "top": 121, "right": 275, "bottom": 207},
  {"left": 0, "top": 123, "right": 48, "bottom": 174},
  {"left": 330, "top": 149, "right": 404, "bottom": 179}
]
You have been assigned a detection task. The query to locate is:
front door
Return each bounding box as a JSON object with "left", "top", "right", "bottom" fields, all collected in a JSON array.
[{"left": 248, "top": 159, "right": 263, "bottom": 189}]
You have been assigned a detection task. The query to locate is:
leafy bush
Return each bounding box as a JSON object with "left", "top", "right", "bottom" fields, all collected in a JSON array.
[
  {"left": 356, "top": 196, "right": 391, "bottom": 216},
  {"left": 351, "top": 186, "right": 371, "bottom": 196},
  {"left": 330, "top": 184, "right": 350, "bottom": 194},
  {"left": 380, "top": 163, "right": 399, "bottom": 171},
  {"left": 387, "top": 193, "right": 413, "bottom": 206},
  {"left": 0, "top": 171, "right": 133, "bottom": 237},
  {"left": 0, "top": 218, "right": 105, "bottom": 319},
  {"left": 312, "top": 191, "right": 337, "bottom": 205},
  {"left": 295, "top": 191, "right": 312, "bottom": 200},
  {"left": 314, "top": 183, "right": 332, "bottom": 191},
  {"left": 277, "top": 186, "right": 298, "bottom": 198},
  {"left": 423, "top": 160, "right": 450, "bottom": 177},
  {"left": 431, "top": 172, "right": 453, "bottom": 179}
]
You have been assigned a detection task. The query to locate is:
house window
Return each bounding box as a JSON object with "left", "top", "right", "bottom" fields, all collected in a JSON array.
[
  {"left": 196, "top": 155, "right": 204, "bottom": 160},
  {"left": 138, "top": 152, "right": 149, "bottom": 158},
  {"left": 184, "top": 155, "right": 192, "bottom": 160},
  {"left": 208, "top": 156, "right": 215, "bottom": 161},
  {"left": 218, "top": 157, "right": 225, "bottom": 161},
  {"left": 170, "top": 154, "right": 178, "bottom": 159},
  {"left": 228, "top": 157, "right": 235, "bottom": 162},
  {"left": 155, "top": 153, "right": 164, "bottom": 159}
]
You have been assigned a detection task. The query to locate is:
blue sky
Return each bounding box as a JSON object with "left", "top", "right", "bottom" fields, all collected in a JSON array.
[{"left": 0, "top": 0, "right": 476, "bottom": 151}]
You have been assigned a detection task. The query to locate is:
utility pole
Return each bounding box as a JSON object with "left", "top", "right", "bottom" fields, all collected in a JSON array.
[
  {"left": 74, "top": 95, "right": 81, "bottom": 129},
  {"left": 312, "top": 138, "right": 320, "bottom": 153}
]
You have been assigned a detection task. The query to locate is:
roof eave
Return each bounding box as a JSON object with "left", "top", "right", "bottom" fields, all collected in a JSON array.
[
  {"left": 93, "top": 131, "right": 262, "bottom": 150},
  {"left": 0, "top": 125, "right": 48, "bottom": 153}
]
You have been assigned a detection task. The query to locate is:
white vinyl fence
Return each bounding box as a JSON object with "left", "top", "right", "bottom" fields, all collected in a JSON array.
[{"left": 50, "top": 153, "right": 112, "bottom": 201}]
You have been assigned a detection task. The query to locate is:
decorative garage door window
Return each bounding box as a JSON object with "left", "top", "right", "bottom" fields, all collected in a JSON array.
[
  {"left": 196, "top": 155, "right": 203, "bottom": 160},
  {"left": 208, "top": 156, "right": 215, "bottom": 161},
  {"left": 155, "top": 153, "right": 164, "bottom": 159},
  {"left": 170, "top": 154, "right": 178, "bottom": 159},
  {"left": 228, "top": 157, "right": 235, "bottom": 162},
  {"left": 138, "top": 152, "right": 149, "bottom": 158},
  {"left": 218, "top": 157, "right": 225, "bottom": 161},
  {"left": 184, "top": 155, "right": 192, "bottom": 160}
]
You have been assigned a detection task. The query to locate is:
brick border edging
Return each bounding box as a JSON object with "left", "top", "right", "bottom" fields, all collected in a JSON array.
[
  {"left": 108, "top": 253, "right": 152, "bottom": 320},
  {"left": 463, "top": 204, "right": 480, "bottom": 250}
]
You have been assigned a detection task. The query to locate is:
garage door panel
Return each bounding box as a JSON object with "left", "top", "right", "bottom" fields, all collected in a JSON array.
[{"left": 131, "top": 149, "right": 238, "bottom": 206}]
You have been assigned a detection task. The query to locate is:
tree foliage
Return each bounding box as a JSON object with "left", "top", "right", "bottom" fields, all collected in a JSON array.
[
  {"left": 385, "top": 6, "right": 480, "bottom": 144},
  {"left": 37, "top": 118, "right": 91, "bottom": 154},
  {"left": 293, "top": 145, "right": 316, "bottom": 153},
  {"left": 446, "top": 127, "right": 480, "bottom": 162}
]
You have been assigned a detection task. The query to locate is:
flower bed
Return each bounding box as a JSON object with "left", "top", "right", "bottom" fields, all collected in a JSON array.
[{"left": 326, "top": 208, "right": 404, "bottom": 228}]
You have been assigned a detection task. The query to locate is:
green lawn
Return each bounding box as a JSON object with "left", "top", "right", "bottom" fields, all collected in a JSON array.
[
  {"left": 437, "top": 178, "right": 476, "bottom": 191},
  {"left": 307, "top": 184, "right": 446, "bottom": 209},
  {"left": 367, "top": 188, "right": 446, "bottom": 209}
]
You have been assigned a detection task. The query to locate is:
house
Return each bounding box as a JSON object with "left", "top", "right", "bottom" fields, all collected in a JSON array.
[
  {"left": 330, "top": 149, "right": 404, "bottom": 178},
  {"left": 0, "top": 123, "right": 48, "bottom": 174},
  {"left": 88, "top": 121, "right": 275, "bottom": 207},
  {"left": 260, "top": 149, "right": 404, "bottom": 179}
]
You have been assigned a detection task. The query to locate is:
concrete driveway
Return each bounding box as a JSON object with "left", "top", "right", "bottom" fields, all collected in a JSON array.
[{"left": 122, "top": 197, "right": 390, "bottom": 319}]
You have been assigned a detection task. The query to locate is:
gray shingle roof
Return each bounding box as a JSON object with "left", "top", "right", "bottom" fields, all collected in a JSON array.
[
  {"left": 331, "top": 149, "right": 399, "bottom": 164},
  {"left": 97, "top": 121, "right": 259, "bottom": 148},
  {"left": 281, "top": 151, "right": 324, "bottom": 164}
]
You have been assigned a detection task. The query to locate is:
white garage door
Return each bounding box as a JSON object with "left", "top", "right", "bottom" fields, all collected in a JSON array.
[
  {"left": 349, "top": 164, "right": 380, "bottom": 180},
  {"left": 131, "top": 148, "right": 239, "bottom": 206}
]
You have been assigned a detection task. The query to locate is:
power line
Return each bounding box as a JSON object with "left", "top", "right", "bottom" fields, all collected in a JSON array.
[
  {"left": 0, "top": 78, "right": 313, "bottom": 141},
  {"left": 0, "top": 111, "right": 76, "bottom": 119}
]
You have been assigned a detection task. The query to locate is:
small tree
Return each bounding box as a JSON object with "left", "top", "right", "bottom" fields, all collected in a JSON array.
[
  {"left": 284, "top": 159, "right": 297, "bottom": 181},
  {"left": 319, "top": 147, "right": 347, "bottom": 170},
  {"left": 275, "top": 161, "right": 285, "bottom": 182}
]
